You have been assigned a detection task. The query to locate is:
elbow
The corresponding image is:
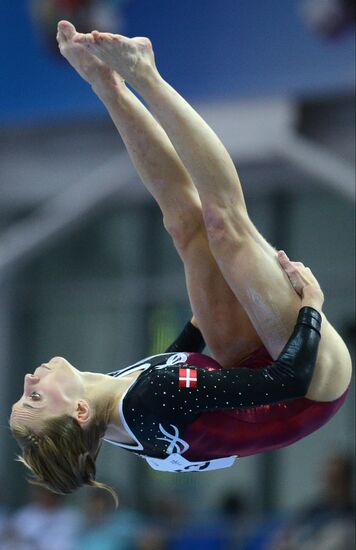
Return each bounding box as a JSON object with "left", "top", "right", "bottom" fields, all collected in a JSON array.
[
  {"left": 294, "top": 374, "right": 314, "bottom": 398},
  {"left": 301, "top": 380, "right": 312, "bottom": 398}
]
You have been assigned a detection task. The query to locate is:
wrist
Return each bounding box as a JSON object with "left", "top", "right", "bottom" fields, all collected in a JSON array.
[
  {"left": 298, "top": 305, "right": 322, "bottom": 333},
  {"left": 301, "top": 286, "right": 324, "bottom": 311},
  {"left": 301, "top": 296, "right": 323, "bottom": 312}
]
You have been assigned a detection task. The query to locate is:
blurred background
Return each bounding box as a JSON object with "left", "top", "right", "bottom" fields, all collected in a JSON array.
[{"left": 0, "top": 1, "right": 355, "bottom": 549}]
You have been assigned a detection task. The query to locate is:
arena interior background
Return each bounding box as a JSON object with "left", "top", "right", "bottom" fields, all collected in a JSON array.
[{"left": 0, "top": 0, "right": 354, "bottom": 526}]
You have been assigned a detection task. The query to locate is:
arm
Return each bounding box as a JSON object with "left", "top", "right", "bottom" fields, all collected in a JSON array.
[
  {"left": 164, "top": 306, "right": 322, "bottom": 412},
  {"left": 200, "top": 306, "right": 322, "bottom": 409},
  {"left": 166, "top": 255, "right": 322, "bottom": 409},
  {"left": 165, "top": 318, "right": 205, "bottom": 353}
]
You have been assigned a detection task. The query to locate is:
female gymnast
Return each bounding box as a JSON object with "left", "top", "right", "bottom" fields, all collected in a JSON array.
[{"left": 10, "top": 21, "right": 352, "bottom": 504}]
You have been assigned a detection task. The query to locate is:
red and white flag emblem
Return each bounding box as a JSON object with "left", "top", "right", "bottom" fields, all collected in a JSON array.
[{"left": 179, "top": 368, "right": 198, "bottom": 389}]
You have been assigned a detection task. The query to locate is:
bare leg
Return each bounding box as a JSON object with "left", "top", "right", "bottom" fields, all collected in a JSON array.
[
  {"left": 58, "top": 21, "right": 262, "bottom": 366},
  {"left": 74, "top": 30, "right": 352, "bottom": 400}
]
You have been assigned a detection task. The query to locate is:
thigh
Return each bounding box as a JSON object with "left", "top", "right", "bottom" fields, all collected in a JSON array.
[
  {"left": 205, "top": 212, "right": 352, "bottom": 400},
  {"left": 176, "top": 229, "right": 263, "bottom": 368}
]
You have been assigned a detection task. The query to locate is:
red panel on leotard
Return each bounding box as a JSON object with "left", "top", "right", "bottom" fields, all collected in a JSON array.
[{"left": 182, "top": 349, "right": 349, "bottom": 461}]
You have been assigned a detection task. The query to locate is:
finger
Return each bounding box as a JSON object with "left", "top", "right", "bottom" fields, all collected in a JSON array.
[
  {"left": 280, "top": 263, "right": 294, "bottom": 276},
  {"left": 278, "top": 250, "right": 288, "bottom": 259},
  {"left": 278, "top": 251, "right": 291, "bottom": 265}
]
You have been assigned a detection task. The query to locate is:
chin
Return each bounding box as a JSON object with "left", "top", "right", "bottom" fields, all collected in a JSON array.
[{"left": 48, "top": 357, "right": 80, "bottom": 374}]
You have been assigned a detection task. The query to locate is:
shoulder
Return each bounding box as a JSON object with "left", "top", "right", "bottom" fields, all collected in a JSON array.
[
  {"left": 107, "top": 352, "right": 177, "bottom": 377},
  {"left": 108, "top": 351, "right": 214, "bottom": 377}
]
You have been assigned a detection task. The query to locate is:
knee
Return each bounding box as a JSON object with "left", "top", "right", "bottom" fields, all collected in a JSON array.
[
  {"left": 202, "top": 203, "right": 250, "bottom": 246},
  {"left": 163, "top": 205, "right": 204, "bottom": 252}
]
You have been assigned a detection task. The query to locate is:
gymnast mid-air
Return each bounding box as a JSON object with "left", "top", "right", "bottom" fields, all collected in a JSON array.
[{"left": 10, "top": 21, "right": 352, "bottom": 503}]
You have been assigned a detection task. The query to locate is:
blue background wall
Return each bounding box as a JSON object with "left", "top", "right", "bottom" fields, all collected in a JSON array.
[{"left": 1, "top": 0, "right": 354, "bottom": 124}]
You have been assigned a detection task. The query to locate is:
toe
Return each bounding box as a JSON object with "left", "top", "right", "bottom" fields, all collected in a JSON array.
[
  {"left": 73, "top": 32, "right": 95, "bottom": 44},
  {"left": 58, "top": 20, "right": 76, "bottom": 40},
  {"left": 132, "top": 36, "right": 152, "bottom": 48},
  {"left": 93, "top": 31, "right": 120, "bottom": 41},
  {"left": 56, "top": 30, "right": 66, "bottom": 46}
]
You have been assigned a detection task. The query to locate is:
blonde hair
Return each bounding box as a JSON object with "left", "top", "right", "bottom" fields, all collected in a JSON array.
[{"left": 10, "top": 406, "right": 118, "bottom": 507}]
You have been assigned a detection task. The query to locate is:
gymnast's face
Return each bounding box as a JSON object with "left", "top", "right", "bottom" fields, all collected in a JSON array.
[{"left": 10, "top": 357, "right": 85, "bottom": 432}]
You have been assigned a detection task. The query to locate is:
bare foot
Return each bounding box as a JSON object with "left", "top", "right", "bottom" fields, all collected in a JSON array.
[
  {"left": 73, "top": 30, "right": 158, "bottom": 90},
  {"left": 57, "top": 20, "right": 124, "bottom": 94}
]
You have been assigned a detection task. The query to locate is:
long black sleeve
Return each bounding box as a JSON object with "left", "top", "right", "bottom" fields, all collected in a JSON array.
[
  {"left": 165, "top": 321, "right": 206, "bottom": 353},
  {"left": 189, "top": 306, "right": 322, "bottom": 410},
  {"left": 147, "top": 307, "right": 322, "bottom": 415}
]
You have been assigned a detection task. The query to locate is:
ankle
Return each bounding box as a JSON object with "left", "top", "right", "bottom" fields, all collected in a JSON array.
[
  {"left": 133, "top": 70, "right": 164, "bottom": 99},
  {"left": 92, "top": 75, "right": 127, "bottom": 103}
]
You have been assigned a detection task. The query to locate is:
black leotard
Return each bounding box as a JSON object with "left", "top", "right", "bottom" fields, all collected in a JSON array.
[{"left": 106, "top": 307, "right": 322, "bottom": 470}]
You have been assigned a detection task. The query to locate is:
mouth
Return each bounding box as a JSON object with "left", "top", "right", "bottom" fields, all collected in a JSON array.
[
  {"left": 40, "top": 364, "right": 51, "bottom": 370},
  {"left": 32, "top": 364, "right": 51, "bottom": 377}
]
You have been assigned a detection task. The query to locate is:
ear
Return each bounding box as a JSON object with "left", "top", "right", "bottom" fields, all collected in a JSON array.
[{"left": 74, "top": 400, "right": 92, "bottom": 426}]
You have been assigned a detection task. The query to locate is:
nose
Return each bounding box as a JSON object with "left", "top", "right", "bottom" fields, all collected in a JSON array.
[
  {"left": 25, "top": 374, "right": 40, "bottom": 382},
  {"left": 24, "top": 374, "right": 40, "bottom": 392}
]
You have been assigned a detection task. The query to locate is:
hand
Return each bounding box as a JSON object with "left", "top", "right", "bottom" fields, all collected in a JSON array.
[{"left": 277, "top": 250, "right": 324, "bottom": 309}]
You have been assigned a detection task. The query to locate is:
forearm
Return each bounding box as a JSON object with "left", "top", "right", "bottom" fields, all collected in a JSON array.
[
  {"left": 230, "top": 306, "right": 322, "bottom": 405},
  {"left": 270, "top": 306, "right": 322, "bottom": 396},
  {"left": 163, "top": 307, "right": 322, "bottom": 412}
]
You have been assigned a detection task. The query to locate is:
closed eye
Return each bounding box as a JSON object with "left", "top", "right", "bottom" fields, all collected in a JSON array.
[{"left": 30, "top": 392, "right": 41, "bottom": 401}]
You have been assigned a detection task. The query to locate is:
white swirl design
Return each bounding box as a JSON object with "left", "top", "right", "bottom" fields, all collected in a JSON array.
[{"left": 157, "top": 423, "right": 190, "bottom": 455}]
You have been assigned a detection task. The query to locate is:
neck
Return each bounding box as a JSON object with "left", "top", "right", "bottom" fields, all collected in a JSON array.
[{"left": 80, "top": 370, "right": 141, "bottom": 445}]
